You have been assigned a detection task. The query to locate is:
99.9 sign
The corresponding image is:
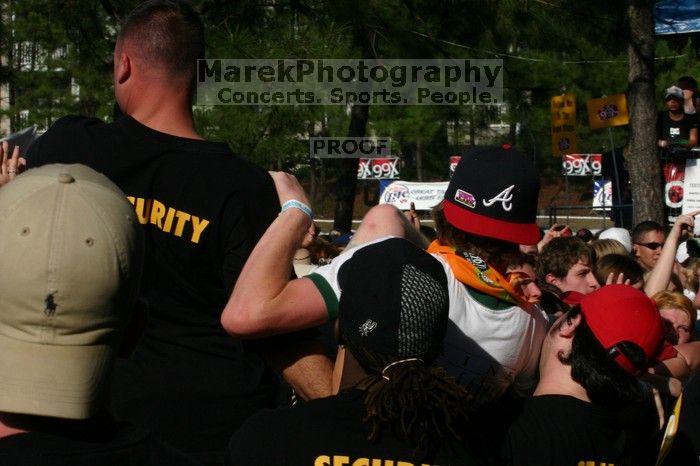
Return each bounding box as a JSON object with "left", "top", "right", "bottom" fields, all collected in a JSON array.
[
  {"left": 562, "top": 154, "right": 602, "bottom": 176},
  {"left": 357, "top": 158, "right": 400, "bottom": 179}
]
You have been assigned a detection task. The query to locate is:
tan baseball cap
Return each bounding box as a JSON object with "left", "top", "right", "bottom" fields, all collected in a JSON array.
[{"left": 0, "top": 164, "right": 144, "bottom": 419}]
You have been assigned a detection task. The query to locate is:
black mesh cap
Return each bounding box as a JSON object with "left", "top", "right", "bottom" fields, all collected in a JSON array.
[{"left": 337, "top": 238, "right": 449, "bottom": 372}]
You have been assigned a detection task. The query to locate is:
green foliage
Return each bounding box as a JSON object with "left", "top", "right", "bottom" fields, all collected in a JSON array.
[
  {"left": 0, "top": 0, "right": 119, "bottom": 132},
  {"left": 2, "top": 0, "right": 696, "bottom": 215}
]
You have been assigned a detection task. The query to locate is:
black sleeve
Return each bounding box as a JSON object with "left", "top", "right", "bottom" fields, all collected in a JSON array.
[
  {"left": 26, "top": 115, "right": 100, "bottom": 168},
  {"left": 219, "top": 168, "right": 280, "bottom": 293}
]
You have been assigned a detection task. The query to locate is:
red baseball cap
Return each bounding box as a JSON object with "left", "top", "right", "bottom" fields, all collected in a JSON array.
[{"left": 579, "top": 285, "right": 665, "bottom": 375}]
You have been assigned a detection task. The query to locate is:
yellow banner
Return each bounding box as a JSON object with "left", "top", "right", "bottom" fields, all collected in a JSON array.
[
  {"left": 586, "top": 94, "right": 629, "bottom": 129},
  {"left": 551, "top": 94, "right": 578, "bottom": 157}
]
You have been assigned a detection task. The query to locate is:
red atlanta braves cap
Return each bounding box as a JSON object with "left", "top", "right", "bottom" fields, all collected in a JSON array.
[
  {"left": 443, "top": 145, "right": 541, "bottom": 245},
  {"left": 579, "top": 285, "right": 665, "bottom": 375}
]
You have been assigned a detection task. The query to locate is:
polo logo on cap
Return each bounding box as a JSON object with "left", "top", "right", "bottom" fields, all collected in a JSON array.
[
  {"left": 454, "top": 189, "right": 476, "bottom": 208},
  {"left": 359, "top": 319, "right": 377, "bottom": 336},
  {"left": 44, "top": 293, "right": 57, "bottom": 316},
  {"left": 483, "top": 185, "right": 515, "bottom": 211}
]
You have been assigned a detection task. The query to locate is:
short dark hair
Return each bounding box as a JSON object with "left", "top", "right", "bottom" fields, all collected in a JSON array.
[
  {"left": 594, "top": 253, "right": 644, "bottom": 287},
  {"left": 557, "top": 306, "right": 645, "bottom": 409},
  {"left": 631, "top": 220, "right": 664, "bottom": 244},
  {"left": 118, "top": 0, "right": 204, "bottom": 83},
  {"left": 678, "top": 76, "right": 698, "bottom": 91},
  {"left": 536, "top": 237, "right": 595, "bottom": 282},
  {"left": 505, "top": 251, "right": 536, "bottom": 270}
]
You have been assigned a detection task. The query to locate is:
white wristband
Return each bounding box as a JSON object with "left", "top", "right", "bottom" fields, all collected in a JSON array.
[{"left": 280, "top": 199, "right": 313, "bottom": 219}]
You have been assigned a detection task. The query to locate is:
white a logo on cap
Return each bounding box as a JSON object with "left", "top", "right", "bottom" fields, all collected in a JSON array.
[
  {"left": 359, "top": 319, "right": 377, "bottom": 336},
  {"left": 483, "top": 185, "right": 515, "bottom": 211}
]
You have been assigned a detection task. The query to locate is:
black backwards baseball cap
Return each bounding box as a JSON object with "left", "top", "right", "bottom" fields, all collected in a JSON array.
[
  {"left": 337, "top": 238, "right": 449, "bottom": 372},
  {"left": 443, "top": 145, "right": 541, "bottom": 245}
]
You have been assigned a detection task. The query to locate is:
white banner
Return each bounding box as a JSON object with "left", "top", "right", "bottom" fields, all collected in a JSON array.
[
  {"left": 379, "top": 181, "right": 448, "bottom": 211},
  {"left": 592, "top": 178, "right": 612, "bottom": 210},
  {"left": 682, "top": 158, "right": 700, "bottom": 234}
]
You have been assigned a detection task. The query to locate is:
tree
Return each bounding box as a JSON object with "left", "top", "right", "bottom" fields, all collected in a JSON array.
[
  {"left": 626, "top": 0, "right": 662, "bottom": 224},
  {"left": 0, "top": 0, "right": 118, "bottom": 133},
  {"left": 4, "top": 0, "right": 691, "bottom": 227}
]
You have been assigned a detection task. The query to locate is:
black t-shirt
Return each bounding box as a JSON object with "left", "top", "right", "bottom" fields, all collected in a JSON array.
[
  {"left": 0, "top": 419, "right": 198, "bottom": 466},
  {"left": 501, "top": 395, "right": 633, "bottom": 466},
  {"left": 26, "top": 115, "right": 284, "bottom": 457},
  {"left": 227, "top": 388, "right": 496, "bottom": 466},
  {"left": 28, "top": 115, "right": 279, "bottom": 356},
  {"left": 657, "top": 111, "right": 698, "bottom": 145}
]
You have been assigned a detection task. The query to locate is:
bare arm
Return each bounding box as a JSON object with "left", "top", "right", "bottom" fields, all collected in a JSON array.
[
  {"left": 644, "top": 212, "right": 698, "bottom": 296},
  {"left": 688, "top": 127, "right": 698, "bottom": 148},
  {"left": 674, "top": 341, "right": 700, "bottom": 371},
  {"left": 260, "top": 339, "right": 333, "bottom": 400},
  {"left": 650, "top": 341, "right": 700, "bottom": 381},
  {"left": 651, "top": 354, "right": 690, "bottom": 382},
  {"left": 221, "top": 172, "right": 330, "bottom": 338}
]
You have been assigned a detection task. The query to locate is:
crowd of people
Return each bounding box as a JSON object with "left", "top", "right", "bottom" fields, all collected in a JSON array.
[{"left": 0, "top": 1, "right": 699, "bottom": 465}]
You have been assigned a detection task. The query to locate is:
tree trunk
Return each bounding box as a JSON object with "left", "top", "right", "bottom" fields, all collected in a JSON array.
[
  {"left": 626, "top": 0, "right": 662, "bottom": 225},
  {"left": 309, "top": 158, "right": 317, "bottom": 206},
  {"left": 333, "top": 104, "right": 368, "bottom": 232},
  {"left": 416, "top": 139, "right": 423, "bottom": 181},
  {"left": 469, "top": 107, "right": 476, "bottom": 147}
]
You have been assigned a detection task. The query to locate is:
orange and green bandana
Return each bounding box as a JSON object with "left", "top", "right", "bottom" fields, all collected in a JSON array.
[{"left": 427, "top": 240, "right": 534, "bottom": 307}]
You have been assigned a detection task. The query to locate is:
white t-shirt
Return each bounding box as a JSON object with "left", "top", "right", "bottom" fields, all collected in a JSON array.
[{"left": 307, "top": 237, "right": 549, "bottom": 406}]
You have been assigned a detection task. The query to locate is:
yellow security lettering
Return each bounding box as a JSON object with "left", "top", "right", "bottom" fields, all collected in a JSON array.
[
  {"left": 351, "top": 458, "right": 370, "bottom": 466},
  {"left": 190, "top": 215, "right": 210, "bottom": 244},
  {"left": 126, "top": 196, "right": 211, "bottom": 244},
  {"left": 162, "top": 207, "right": 176, "bottom": 233},
  {"left": 315, "top": 456, "right": 331, "bottom": 466},
  {"left": 150, "top": 200, "right": 166, "bottom": 229},
  {"left": 173, "top": 211, "right": 191, "bottom": 237},
  {"left": 397, "top": 462, "right": 415, "bottom": 466},
  {"left": 133, "top": 198, "right": 152, "bottom": 224},
  {"left": 334, "top": 456, "right": 350, "bottom": 466}
]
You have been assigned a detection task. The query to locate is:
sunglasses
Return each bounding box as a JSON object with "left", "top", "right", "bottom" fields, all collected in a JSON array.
[{"left": 635, "top": 242, "right": 664, "bottom": 251}]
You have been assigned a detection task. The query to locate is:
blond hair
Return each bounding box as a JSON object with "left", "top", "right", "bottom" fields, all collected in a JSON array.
[
  {"left": 653, "top": 290, "right": 697, "bottom": 336},
  {"left": 591, "top": 239, "right": 628, "bottom": 260}
]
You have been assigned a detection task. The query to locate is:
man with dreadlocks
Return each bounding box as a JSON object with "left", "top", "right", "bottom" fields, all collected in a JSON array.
[
  {"left": 227, "top": 238, "right": 493, "bottom": 465},
  {"left": 223, "top": 145, "right": 549, "bottom": 406}
]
